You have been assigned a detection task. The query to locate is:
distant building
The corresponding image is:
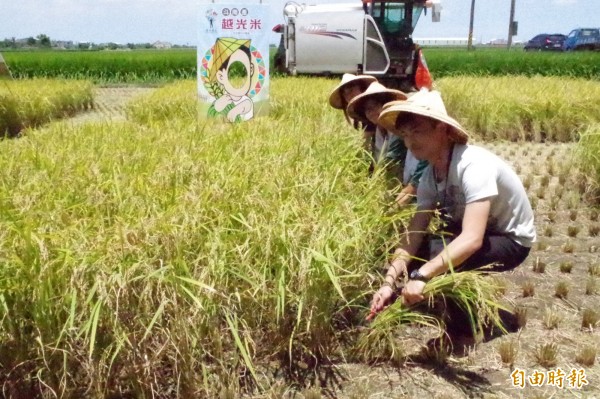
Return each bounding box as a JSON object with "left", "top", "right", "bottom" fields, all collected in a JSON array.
[
  {"left": 152, "top": 41, "right": 173, "bottom": 49},
  {"left": 487, "top": 38, "right": 509, "bottom": 46},
  {"left": 414, "top": 37, "right": 478, "bottom": 46},
  {"left": 52, "top": 40, "right": 74, "bottom": 49}
]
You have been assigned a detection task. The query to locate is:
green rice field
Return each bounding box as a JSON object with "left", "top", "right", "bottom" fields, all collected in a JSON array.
[{"left": 2, "top": 48, "right": 600, "bottom": 83}]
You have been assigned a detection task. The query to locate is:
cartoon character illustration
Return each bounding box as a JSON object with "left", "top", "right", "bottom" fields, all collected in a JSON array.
[
  {"left": 205, "top": 38, "right": 255, "bottom": 122},
  {"left": 206, "top": 9, "right": 217, "bottom": 30}
]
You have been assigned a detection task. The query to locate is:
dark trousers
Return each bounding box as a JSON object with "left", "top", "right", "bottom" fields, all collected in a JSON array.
[
  {"left": 411, "top": 230, "right": 531, "bottom": 335},
  {"left": 412, "top": 229, "right": 530, "bottom": 273}
]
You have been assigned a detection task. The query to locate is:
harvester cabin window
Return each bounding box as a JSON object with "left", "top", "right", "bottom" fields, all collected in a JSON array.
[
  {"left": 364, "top": 18, "right": 388, "bottom": 72},
  {"left": 372, "top": 2, "right": 424, "bottom": 38}
]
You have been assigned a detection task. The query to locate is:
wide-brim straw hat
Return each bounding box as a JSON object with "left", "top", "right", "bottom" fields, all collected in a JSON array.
[
  {"left": 346, "top": 82, "right": 407, "bottom": 124},
  {"left": 378, "top": 89, "right": 469, "bottom": 145},
  {"left": 329, "top": 73, "right": 377, "bottom": 109}
]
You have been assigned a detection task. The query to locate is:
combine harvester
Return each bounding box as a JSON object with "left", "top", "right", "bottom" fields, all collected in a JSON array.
[{"left": 273, "top": 0, "right": 441, "bottom": 91}]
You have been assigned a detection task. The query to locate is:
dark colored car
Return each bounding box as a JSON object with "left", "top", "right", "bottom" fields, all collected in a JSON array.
[{"left": 523, "top": 34, "right": 566, "bottom": 51}]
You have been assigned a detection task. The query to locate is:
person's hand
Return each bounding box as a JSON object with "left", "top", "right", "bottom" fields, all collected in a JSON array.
[
  {"left": 402, "top": 280, "right": 426, "bottom": 305},
  {"left": 395, "top": 184, "right": 417, "bottom": 206},
  {"left": 367, "top": 285, "right": 395, "bottom": 320}
]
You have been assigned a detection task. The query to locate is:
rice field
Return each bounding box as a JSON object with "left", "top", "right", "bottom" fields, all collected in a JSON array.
[
  {"left": 2, "top": 47, "right": 600, "bottom": 83},
  {"left": 0, "top": 78, "right": 93, "bottom": 136},
  {"left": 0, "top": 67, "right": 600, "bottom": 397}
]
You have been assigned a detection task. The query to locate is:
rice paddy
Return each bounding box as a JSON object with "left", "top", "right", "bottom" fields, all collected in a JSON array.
[{"left": 0, "top": 50, "right": 599, "bottom": 397}]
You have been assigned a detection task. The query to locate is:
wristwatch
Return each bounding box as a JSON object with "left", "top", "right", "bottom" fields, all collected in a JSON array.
[{"left": 409, "top": 269, "right": 430, "bottom": 282}]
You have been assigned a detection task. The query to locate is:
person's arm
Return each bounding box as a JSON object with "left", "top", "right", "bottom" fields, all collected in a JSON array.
[
  {"left": 402, "top": 198, "right": 491, "bottom": 305},
  {"left": 369, "top": 208, "right": 433, "bottom": 317},
  {"left": 395, "top": 183, "right": 417, "bottom": 206}
]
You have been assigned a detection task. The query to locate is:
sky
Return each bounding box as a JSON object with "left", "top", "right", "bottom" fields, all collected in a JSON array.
[{"left": 0, "top": 0, "right": 597, "bottom": 46}]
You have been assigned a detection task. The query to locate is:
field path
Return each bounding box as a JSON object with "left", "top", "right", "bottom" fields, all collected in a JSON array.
[{"left": 69, "top": 86, "right": 155, "bottom": 124}]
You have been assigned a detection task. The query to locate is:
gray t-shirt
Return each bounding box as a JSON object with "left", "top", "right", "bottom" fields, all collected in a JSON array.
[{"left": 417, "top": 144, "right": 536, "bottom": 247}]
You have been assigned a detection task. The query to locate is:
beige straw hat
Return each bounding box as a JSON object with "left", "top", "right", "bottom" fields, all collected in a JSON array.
[
  {"left": 328, "top": 73, "right": 377, "bottom": 109},
  {"left": 378, "top": 89, "right": 469, "bottom": 144},
  {"left": 346, "top": 82, "right": 407, "bottom": 124}
]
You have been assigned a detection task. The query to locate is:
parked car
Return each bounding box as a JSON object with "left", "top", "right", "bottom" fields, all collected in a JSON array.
[
  {"left": 523, "top": 34, "right": 566, "bottom": 51},
  {"left": 563, "top": 28, "right": 600, "bottom": 51}
]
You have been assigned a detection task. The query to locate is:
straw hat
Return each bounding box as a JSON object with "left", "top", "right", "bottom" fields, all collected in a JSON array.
[
  {"left": 329, "top": 73, "right": 377, "bottom": 109},
  {"left": 346, "top": 82, "right": 407, "bottom": 124},
  {"left": 378, "top": 89, "right": 469, "bottom": 144},
  {"left": 209, "top": 38, "right": 251, "bottom": 82}
]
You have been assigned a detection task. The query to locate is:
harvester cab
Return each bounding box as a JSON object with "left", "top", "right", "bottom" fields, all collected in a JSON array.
[{"left": 274, "top": 0, "right": 441, "bottom": 92}]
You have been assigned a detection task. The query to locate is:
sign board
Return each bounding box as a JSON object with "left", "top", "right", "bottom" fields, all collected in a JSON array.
[{"left": 198, "top": 2, "right": 270, "bottom": 122}]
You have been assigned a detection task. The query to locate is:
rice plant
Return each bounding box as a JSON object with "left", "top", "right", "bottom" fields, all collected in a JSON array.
[
  {"left": 0, "top": 77, "right": 409, "bottom": 396},
  {"left": 589, "top": 224, "right": 600, "bottom": 237},
  {"left": 589, "top": 264, "right": 600, "bottom": 277},
  {"left": 555, "top": 281, "right": 569, "bottom": 299},
  {"left": 569, "top": 209, "right": 578, "bottom": 221},
  {"left": 543, "top": 307, "right": 562, "bottom": 329},
  {"left": 562, "top": 240, "right": 575, "bottom": 253},
  {"left": 498, "top": 339, "right": 518, "bottom": 366},
  {"left": 0, "top": 78, "right": 93, "bottom": 136},
  {"left": 534, "top": 343, "right": 559, "bottom": 368},
  {"left": 522, "top": 281, "right": 535, "bottom": 297},
  {"left": 581, "top": 308, "right": 600, "bottom": 329},
  {"left": 567, "top": 225, "right": 580, "bottom": 237},
  {"left": 575, "top": 345, "right": 597, "bottom": 366},
  {"left": 535, "top": 186, "right": 546, "bottom": 200},
  {"left": 515, "top": 306, "right": 528, "bottom": 329},
  {"left": 438, "top": 76, "right": 600, "bottom": 142},
  {"left": 532, "top": 258, "right": 546, "bottom": 273},
  {"left": 523, "top": 175, "right": 533, "bottom": 190},
  {"left": 559, "top": 261, "right": 574, "bottom": 273},
  {"left": 358, "top": 271, "right": 507, "bottom": 360}
]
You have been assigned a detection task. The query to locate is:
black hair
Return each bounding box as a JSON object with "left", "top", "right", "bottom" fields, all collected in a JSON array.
[{"left": 341, "top": 80, "right": 371, "bottom": 125}]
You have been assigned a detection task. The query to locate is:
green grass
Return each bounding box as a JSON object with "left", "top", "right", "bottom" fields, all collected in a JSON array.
[
  {"left": 424, "top": 47, "right": 600, "bottom": 80},
  {"left": 2, "top": 49, "right": 197, "bottom": 84}
]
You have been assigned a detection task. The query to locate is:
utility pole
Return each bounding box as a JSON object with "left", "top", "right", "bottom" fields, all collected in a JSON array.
[
  {"left": 507, "top": 0, "right": 516, "bottom": 49},
  {"left": 468, "top": 0, "right": 476, "bottom": 51}
]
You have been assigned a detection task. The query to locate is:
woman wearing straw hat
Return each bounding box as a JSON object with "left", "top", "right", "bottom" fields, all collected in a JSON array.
[
  {"left": 346, "top": 81, "right": 430, "bottom": 205},
  {"left": 329, "top": 73, "right": 377, "bottom": 153},
  {"left": 369, "top": 90, "right": 536, "bottom": 333}
]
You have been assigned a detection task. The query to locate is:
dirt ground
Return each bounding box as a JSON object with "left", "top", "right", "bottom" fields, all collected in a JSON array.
[
  {"left": 67, "top": 86, "right": 154, "bottom": 124},
  {"left": 333, "top": 141, "right": 600, "bottom": 399},
  {"left": 74, "top": 89, "right": 600, "bottom": 399}
]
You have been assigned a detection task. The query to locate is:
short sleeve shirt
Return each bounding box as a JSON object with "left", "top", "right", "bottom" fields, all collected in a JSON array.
[{"left": 417, "top": 144, "right": 536, "bottom": 247}]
